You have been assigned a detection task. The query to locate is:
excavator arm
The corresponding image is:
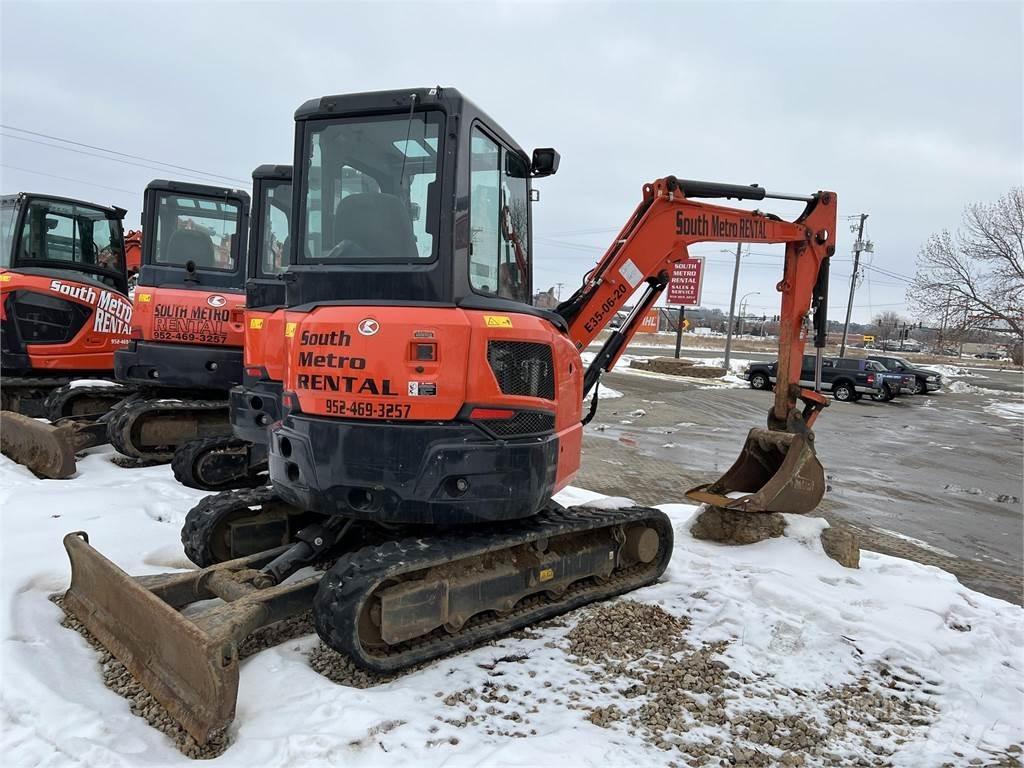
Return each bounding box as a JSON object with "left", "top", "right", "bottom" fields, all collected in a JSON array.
[
  {"left": 557, "top": 176, "right": 838, "bottom": 514},
  {"left": 558, "top": 176, "right": 837, "bottom": 428}
]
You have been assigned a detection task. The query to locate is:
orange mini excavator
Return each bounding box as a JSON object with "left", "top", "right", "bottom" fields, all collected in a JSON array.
[
  {"left": 0, "top": 193, "right": 133, "bottom": 417},
  {"left": 62, "top": 87, "right": 836, "bottom": 743},
  {"left": 172, "top": 164, "right": 292, "bottom": 492},
  {"left": 3, "top": 181, "right": 251, "bottom": 477}
]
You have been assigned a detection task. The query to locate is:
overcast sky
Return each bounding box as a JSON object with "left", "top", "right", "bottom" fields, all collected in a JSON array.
[{"left": 2, "top": 1, "right": 1020, "bottom": 324}]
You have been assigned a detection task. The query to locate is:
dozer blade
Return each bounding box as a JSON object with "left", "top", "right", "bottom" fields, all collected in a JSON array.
[
  {"left": 0, "top": 410, "right": 104, "bottom": 479},
  {"left": 62, "top": 532, "right": 318, "bottom": 745},
  {"left": 685, "top": 427, "right": 825, "bottom": 514}
]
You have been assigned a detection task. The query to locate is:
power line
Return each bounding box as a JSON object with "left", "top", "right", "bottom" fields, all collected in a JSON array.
[
  {"left": 0, "top": 125, "right": 249, "bottom": 185},
  {"left": 0, "top": 163, "right": 138, "bottom": 196},
  {"left": 1, "top": 133, "right": 249, "bottom": 189},
  {"left": 862, "top": 263, "right": 913, "bottom": 282}
]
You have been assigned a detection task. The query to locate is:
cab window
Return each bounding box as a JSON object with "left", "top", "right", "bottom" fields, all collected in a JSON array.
[
  {"left": 154, "top": 194, "right": 241, "bottom": 271},
  {"left": 260, "top": 181, "right": 292, "bottom": 275},
  {"left": 17, "top": 200, "right": 123, "bottom": 276},
  {"left": 302, "top": 113, "right": 441, "bottom": 262},
  {"left": 1, "top": 201, "right": 16, "bottom": 267},
  {"left": 469, "top": 126, "right": 530, "bottom": 303}
]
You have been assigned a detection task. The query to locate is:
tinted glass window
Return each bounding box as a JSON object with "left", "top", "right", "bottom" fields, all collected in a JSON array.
[
  {"left": 1, "top": 202, "right": 16, "bottom": 267},
  {"left": 835, "top": 359, "right": 858, "bottom": 370},
  {"left": 302, "top": 112, "right": 442, "bottom": 262},
  {"left": 154, "top": 194, "right": 241, "bottom": 271},
  {"left": 260, "top": 181, "right": 291, "bottom": 275},
  {"left": 469, "top": 127, "right": 531, "bottom": 303},
  {"left": 866, "top": 360, "right": 886, "bottom": 372},
  {"left": 15, "top": 199, "right": 124, "bottom": 281}
]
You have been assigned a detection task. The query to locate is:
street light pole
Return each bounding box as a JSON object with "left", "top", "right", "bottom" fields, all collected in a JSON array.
[
  {"left": 722, "top": 243, "right": 743, "bottom": 369},
  {"left": 738, "top": 291, "right": 760, "bottom": 336}
]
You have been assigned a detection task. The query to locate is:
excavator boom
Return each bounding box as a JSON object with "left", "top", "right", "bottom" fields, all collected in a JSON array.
[
  {"left": 560, "top": 176, "right": 836, "bottom": 424},
  {"left": 558, "top": 176, "right": 837, "bottom": 512}
]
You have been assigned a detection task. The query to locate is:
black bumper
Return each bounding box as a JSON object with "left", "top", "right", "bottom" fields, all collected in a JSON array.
[
  {"left": 269, "top": 414, "right": 559, "bottom": 525},
  {"left": 115, "top": 340, "right": 242, "bottom": 391},
  {"left": 1, "top": 350, "right": 30, "bottom": 375},
  {"left": 229, "top": 380, "right": 281, "bottom": 445}
]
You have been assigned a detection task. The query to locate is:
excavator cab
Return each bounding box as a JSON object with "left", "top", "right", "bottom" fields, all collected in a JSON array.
[
  {"left": 1, "top": 194, "right": 130, "bottom": 383},
  {"left": 173, "top": 165, "right": 294, "bottom": 490},
  {"left": 115, "top": 180, "right": 250, "bottom": 391}
]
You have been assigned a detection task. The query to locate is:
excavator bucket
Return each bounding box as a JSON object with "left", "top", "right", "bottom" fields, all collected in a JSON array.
[
  {"left": 0, "top": 411, "right": 105, "bottom": 479},
  {"left": 685, "top": 428, "right": 825, "bottom": 514},
  {"left": 61, "top": 532, "right": 317, "bottom": 744}
]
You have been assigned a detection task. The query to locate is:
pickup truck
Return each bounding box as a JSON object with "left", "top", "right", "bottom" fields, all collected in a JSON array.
[
  {"left": 743, "top": 355, "right": 905, "bottom": 402},
  {"left": 866, "top": 354, "right": 943, "bottom": 394}
]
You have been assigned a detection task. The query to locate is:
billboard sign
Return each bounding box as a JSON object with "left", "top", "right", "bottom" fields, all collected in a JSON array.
[{"left": 667, "top": 257, "right": 704, "bottom": 306}]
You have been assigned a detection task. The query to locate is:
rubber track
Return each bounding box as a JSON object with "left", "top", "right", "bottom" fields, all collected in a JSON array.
[
  {"left": 313, "top": 505, "right": 674, "bottom": 673},
  {"left": 107, "top": 397, "right": 229, "bottom": 462},
  {"left": 2, "top": 376, "right": 74, "bottom": 416},
  {"left": 180, "top": 486, "right": 282, "bottom": 567},
  {"left": 172, "top": 435, "right": 263, "bottom": 492},
  {"left": 44, "top": 383, "right": 130, "bottom": 421}
]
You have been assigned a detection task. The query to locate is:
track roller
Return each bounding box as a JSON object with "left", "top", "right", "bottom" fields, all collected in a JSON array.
[
  {"left": 44, "top": 382, "right": 131, "bottom": 421},
  {"left": 172, "top": 436, "right": 267, "bottom": 491},
  {"left": 107, "top": 396, "right": 230, "bottom": 462},
  {"left": 313, "top": 504, "right": 673, "bottom": 672},
  {"left": 181, "top": 486, "right": 311, "bottom": 567}
]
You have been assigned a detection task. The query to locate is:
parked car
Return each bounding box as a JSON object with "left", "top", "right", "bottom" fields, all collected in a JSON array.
[
  {"left": 974, "top": 351, "right": 1002, "bottom": 360},
  {"left": 743, "top": 356, "right": 900, "bottom": 402},
  {"left": 866, "top": 354, "right": 942, "bottom": 394}
]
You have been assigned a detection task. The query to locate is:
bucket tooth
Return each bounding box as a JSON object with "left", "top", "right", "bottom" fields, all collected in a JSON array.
[
  {"left": 685, "top": 427, "right": 825, "bottom": 514},
  {"left": 61, "top": 533, "right": 317, "bottom": 745}
]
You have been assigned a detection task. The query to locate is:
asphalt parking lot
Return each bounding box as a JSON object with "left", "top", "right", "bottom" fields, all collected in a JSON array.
[{"left": 575, "top": 363, "right": 1024, "bottom": 604}]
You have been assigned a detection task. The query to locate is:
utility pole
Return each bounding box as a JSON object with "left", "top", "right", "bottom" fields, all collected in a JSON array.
[
  {"left": 723, "top": 243, "right": 743, "bottom": 369},
  {"left": 839, "top": 213, "right": 870, "bottom": 358},
  {"left": 555, "top": 282, "right": 564, "bottom": 300}
]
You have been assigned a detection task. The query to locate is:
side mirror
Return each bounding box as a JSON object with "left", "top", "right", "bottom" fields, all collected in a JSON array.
[
  {"left": 530, "top": 148, "right": 560, "bottom": 178},
  {"left": 46, "top": 217, "right": 59, "bottom": 231},
  {"left": 408, "top": 202, "right": 421, "bottom": 222}
]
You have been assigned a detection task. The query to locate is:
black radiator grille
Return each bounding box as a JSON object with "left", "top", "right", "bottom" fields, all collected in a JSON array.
[
  {"left": 478, "top": 411, "right": 555, "bottom": 438},
  {"left": 487, "top": 341, "right": 555, "bottom": 400},
  {"left": 9, "top": 291, "right": 90, "bottom": 345}
]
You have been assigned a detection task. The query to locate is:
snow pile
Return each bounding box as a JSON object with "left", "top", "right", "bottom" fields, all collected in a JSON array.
[
  {"left": 1, "top": 451, "right": 1022, "bottom": 766},
  {"left": 945, "top": 380, "right": 1014, "bottom": 396},
  {"left": 927, "top": 365, "right": 979, "bottom": 379}
]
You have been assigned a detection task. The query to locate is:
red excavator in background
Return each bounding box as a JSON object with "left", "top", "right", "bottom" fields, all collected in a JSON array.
[
  {"left": 0, "top": 193, "right": 133, "bottom": 417},
  {"left": 62, "top": 87, "right": 836, "bottom": 744},
  {"left": 2, "top": 181, "right": 251, "bottom": 477}
]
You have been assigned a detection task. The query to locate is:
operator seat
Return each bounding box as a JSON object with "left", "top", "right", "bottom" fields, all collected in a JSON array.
[
  {"left": 166, "top": 229, "right": 216, "bottom": 268},
  {"left": 334, "top": 193, "right": 417, "bottom": 259}
]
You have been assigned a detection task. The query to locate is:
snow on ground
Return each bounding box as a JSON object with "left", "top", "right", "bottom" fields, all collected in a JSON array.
[
  {"left": 67, "top": 378, "right": 126, "bottom": 389},
  {"left": 595, "top": 383, "right": 624, "bottom": 399},
  {"left": 582, "top": 352, "right": 747, "bottom": 389},
  {"left": 985, "top": 401, "right": 1024, "bottom": 422},
  {"left": 1, "top": 450, "right": 1022, "bottom": 767}
]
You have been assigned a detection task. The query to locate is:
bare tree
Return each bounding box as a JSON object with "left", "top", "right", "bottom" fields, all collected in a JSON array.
[
  {"left": 871, "top": 310, "right": 904, "bottom": 348},
  {"left": 909, "top": 188, "right": 1024, "bottom": 340}
]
